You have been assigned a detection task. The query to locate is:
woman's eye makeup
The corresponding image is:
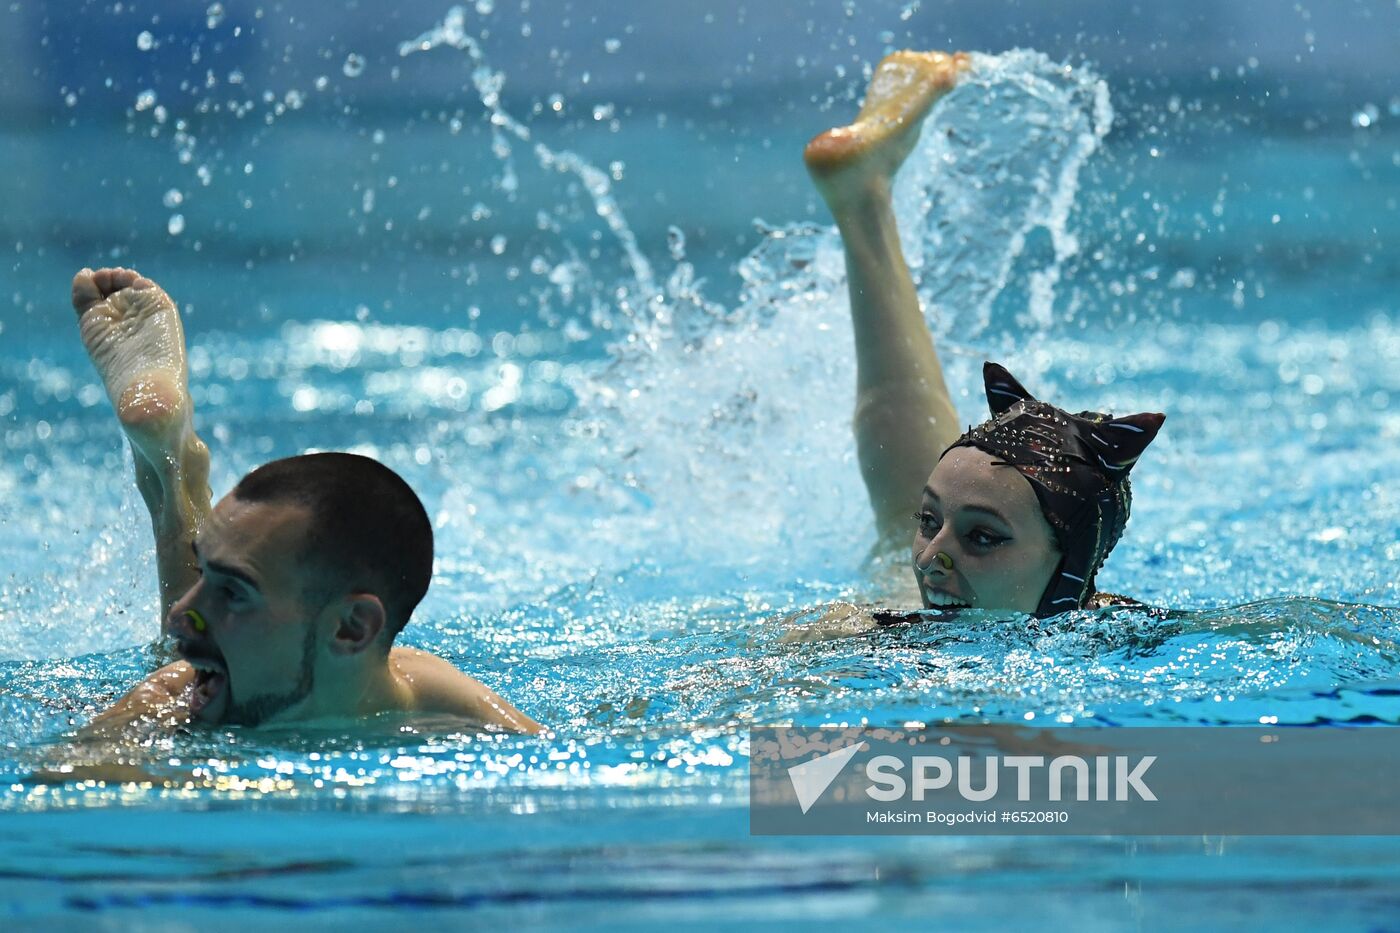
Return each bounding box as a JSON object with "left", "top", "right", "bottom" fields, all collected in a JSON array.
[
  {"left": 914, "top": 510, "right": 1011, "bottom": 550},
  {"left": 912, "top": 510, "right": 941, "bottom": 534},
  {"left": 967, "top": 528, "right": 1009, "bottom": 549}
]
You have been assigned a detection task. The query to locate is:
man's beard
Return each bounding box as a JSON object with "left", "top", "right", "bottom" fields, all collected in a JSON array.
[{"left": 223, "top": 623, "right": 317, "bottom": 727}]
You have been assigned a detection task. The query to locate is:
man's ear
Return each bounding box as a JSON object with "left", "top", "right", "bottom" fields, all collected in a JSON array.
[{"left": 327, "top": 594, "right": 387, "bottom": 656}]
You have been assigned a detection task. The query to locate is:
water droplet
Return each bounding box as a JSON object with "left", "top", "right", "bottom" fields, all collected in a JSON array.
[
  {"left": 167, "top": 214, "right": 186, "bottom": 236},
  {"left": 343, "top": 53, "right": 366, "bottom": 78},
  {"left": 474, "top": 0, "right": 494, "bottom": 13},
  {"left": 134, "top": 89, "right": 157, "bottom": 111},
  {"left": 591, "top": 103, "right": 614, "bottom": 121},
  {"left": 604, "top": 38, "right": 621, "bottom": 54},
  {"left": 490, "top": 234, "right": 507, "bottom": 255},
  {"left": 162, "top": 188, "right": 184, "bottom": 208},
  {"left": 1351, "top": 103, "right": 1380, "bottom": 129},
  {"left": 899, "top": 0, "right": 920, "bottom": 20},
  {"left": 136, "top": 31, "right": 155, "bottom": 51},
  {"left": 548, "top": 93, "right": 564, "bottom": 112},
  {"left": 205, "top": 2, "right": 225, "bottom": 28},
  {"left": 63, "top": 92, "right": 77, "bottom": 107},
  {"left": 361, "top": 188, "right": 375, "bottom": 213}
]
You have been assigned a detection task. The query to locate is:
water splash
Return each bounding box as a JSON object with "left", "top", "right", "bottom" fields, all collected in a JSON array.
[
  {"left": 898, "top": 50, "right": 1112, "bottom": 335},
  {"left": 99, "top": 16, "right": 1135, "bottom": 602},
  {"left": 5, "top": 8, "right": 1400, "bottom": 922},
  {"left": 19, "top": 10, "right": 1381, "bottom": 656},
  {"left": 551, "top": 51, "right": 1115, "bottom": 581},
  {"left": 399, "top": 5, "right": 657, "bottom": 321}
]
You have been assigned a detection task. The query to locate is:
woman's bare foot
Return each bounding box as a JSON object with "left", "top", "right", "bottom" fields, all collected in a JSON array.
[
  {"left": 71, "top": 267, "right": 210, "bottom": 524},
  {"left": 805, "top": 51, "right": 970, "bottom": 213}
]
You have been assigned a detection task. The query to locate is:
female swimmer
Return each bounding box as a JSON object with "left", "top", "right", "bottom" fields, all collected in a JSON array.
[{"left": 804, "top": 52, "right": 1164, "bottom": 618}]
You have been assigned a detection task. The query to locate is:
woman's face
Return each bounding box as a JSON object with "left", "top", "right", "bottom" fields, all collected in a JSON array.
[{"left": 912, "top": 446, "right": 1062, "bottom": 614}]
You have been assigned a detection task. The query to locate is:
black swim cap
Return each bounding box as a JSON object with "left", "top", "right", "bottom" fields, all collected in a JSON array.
[{"left": 944, "top": 362, "right": 1165, "bottom": 617}]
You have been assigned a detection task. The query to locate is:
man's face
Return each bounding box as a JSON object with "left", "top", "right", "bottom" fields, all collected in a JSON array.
[
  {"left": 168, "top": 495, "right": 327, "bottom": 726},
  {"left": 911, "top": 446, "right": 1062, "bottom": 614}
]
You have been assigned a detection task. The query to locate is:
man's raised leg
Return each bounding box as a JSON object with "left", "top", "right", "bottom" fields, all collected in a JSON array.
[
  {"left": 72, "top": 267, "right": 212, "bottom": 628},
  {"left": 805, "top": 51, "right": 968, "bottom": 546}
]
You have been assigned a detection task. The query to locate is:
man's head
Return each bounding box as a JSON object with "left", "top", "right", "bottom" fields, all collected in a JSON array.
[{"left": 168, "top": 453, "right": 433, "bottom": 726}]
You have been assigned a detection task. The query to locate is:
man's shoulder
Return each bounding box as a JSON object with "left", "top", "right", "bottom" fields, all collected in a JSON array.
[
  {"left": 389, "top": 647, "right": 483, "bottom": 695},
  {"left": 388, "top": 647, "right": 542, "bottom": 733},
  {"left": 388, "top": 645, "right": 452, "bottom": 668}
]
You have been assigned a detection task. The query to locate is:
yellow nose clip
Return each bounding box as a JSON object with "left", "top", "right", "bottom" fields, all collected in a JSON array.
[
  {"left": 185, "top": 608, "right": 208, "bottom": 633},
  {"left": 935, "top": 552, "right": 954, "bottom": 570}
]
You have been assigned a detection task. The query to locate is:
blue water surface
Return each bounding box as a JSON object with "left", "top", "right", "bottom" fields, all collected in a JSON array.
[{"left": 2, "top": 1, "right": 1400, "bottom": 929}]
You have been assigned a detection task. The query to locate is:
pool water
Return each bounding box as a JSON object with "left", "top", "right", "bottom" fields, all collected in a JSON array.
[{"left": 2, "top": 2, "right": 1400, "bottom": 928}]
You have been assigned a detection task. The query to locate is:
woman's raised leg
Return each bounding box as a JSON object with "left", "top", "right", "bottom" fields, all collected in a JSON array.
[{"left": 805, "top": 52, "right": 968, "bottom": 546}]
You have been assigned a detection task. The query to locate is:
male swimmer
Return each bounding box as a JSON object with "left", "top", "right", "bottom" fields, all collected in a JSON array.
[
  {"left": 803, "top": 52, "right": 1164, "bottom": 620},
  {"left": 70, "top": 267, "right": 540, "bottom": 735}
]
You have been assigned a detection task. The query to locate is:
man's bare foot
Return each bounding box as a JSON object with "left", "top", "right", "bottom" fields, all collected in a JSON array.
[
  {"left": 71, "top": 267, "right": 210, "bottom": 521},
  {"left": 805, "top": 51, "right": 970, "bottom": 211}
]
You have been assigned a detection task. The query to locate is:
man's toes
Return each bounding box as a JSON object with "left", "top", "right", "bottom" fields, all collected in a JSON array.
[
  {"left": 74, "top": 267, "right": 156, "bottom": 315},
  {"left": 71, "top": 268, "right": 103, "bottom": 315},
  {"left": 90, "top": 267, "right": 138, "bottom": 298},
  {"left": 90, "top": 267, "right": 116, "bottom": 297}
]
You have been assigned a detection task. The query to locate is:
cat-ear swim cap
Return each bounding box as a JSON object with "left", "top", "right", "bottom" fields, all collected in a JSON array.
[{"left": 944, "top": 362, "right": 1165, "bottom": 617}]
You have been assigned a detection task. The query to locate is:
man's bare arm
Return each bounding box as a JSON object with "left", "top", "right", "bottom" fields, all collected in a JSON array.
[{"left": 79, "top": 662, "right": 197, "bottom": 739}]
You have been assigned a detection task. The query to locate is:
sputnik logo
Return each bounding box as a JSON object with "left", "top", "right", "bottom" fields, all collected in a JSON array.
[{"left": 787, "top": 741, "right": 866, "bottom": 814}]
